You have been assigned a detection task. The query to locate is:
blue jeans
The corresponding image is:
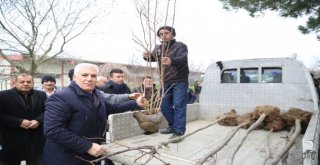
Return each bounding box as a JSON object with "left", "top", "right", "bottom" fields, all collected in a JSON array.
[{"left": 161, "top": 81, "right": 188, "bottom": 133}]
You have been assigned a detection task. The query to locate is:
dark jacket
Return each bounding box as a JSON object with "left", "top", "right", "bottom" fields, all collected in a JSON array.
[
  {"left": 194, "top": 84, "right": 202, "bottom": 94},
  {"left": 132, "top": 84, "right": 158, "bottom": 110},
  {"left": 187, "top": 88, "right": 196, "bottom": 104},
  {"left": 145, "top": 39, "right": 189, "bottom": 82},
  {"left": 42, "top": 81, "right": 137, "bottom": 165},
  {"left": 0, "top": 88, "right": 47, "bottom": 161},
  {"left": 99, "top": 80, "right": 131, "bottom": 94}
]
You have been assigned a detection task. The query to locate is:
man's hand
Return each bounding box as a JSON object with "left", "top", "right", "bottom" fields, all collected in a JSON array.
[
  {"left": 28, "top": 120, "right": 40, "bottom": 129},
  {"left": 143, "top": 51, "right": 151, "bottom": 58},
  {"left": 161, "top": 57, "right": 171, "bottom": 65},
  {"left": 136, "top": 96, "right": 148, "bottom": 107},
  {"left": 20, "top": 119, "right": 31, "bottom": 129},
  {"left": 87, "top": 143, "right": 105, "bottom": 157},
  {"left": 128, "top": 93, "right": 141, "bottom": 100}
]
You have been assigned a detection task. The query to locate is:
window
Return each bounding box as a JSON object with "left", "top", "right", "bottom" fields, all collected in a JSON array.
[
  {"left": 262, "top": 68, "right": 282, "bottom": 83},
  {"left": 221, "top": 69, "right": 237, "bottom": 83},
  {"left": 240, "top": 68, "right": 258, "bottom": 83}
]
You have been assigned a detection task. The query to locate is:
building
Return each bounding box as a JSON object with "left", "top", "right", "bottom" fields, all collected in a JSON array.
[{"left": 0, "top": 55, "right": 204, "bottom": 90}]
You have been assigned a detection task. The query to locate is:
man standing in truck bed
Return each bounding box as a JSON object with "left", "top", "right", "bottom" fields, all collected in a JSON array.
[{"left": 143, "top": 26, "right": 189, "bottom": 139}]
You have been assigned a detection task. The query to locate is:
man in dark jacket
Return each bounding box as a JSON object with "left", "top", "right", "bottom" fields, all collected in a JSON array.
[
  {"left": 99, "top": 68, "right": 131, "bottom": 94},
  {"left": 143, "top": 26, "right": 189, "bottom": 139},
  {"left": 42, "top": 63, "right": 145, "bottom": 165},
  {"left": 132, "top": 76, "right": 158, "bottom": 111},
  {"left": 132, "top": 76, "right": 157, "bottom": 101},
  {"left": 187, "top": 88, "right": 196, "bottom": 104},
  {"left": 194, "top": 80, "right": 202, "bottom": 103},
  {"left": 0, "top": 73, "right": 47, "bottom": 165}
]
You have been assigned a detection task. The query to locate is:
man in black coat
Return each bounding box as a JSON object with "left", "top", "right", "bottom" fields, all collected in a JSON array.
[{"left": 0, "top": 73, "right": 47, "bottom": 165}]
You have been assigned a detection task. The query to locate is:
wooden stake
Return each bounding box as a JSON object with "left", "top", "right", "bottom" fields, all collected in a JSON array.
[
  {"left": 263, "top": 128, "right": 273, "bottom": 165},
  {"left": 159, "top": 116, "right": 229, "bottom": 147},
  {"left": 197, "top": 121, "right": 250, "bottom": 164},
  {"left": 281, "top": 126, "right": 295, "bottom": 165},
  {"left": 227, "top": 113, "right": 266, "bottom": 165},
  {"left": 271, "top": 119, "right": 301, "bottom": 165}
]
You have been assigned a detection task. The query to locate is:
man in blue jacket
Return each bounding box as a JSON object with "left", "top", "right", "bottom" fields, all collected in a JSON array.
[{"left": 42, "top": 63, "right": 145, "bottom": 165}]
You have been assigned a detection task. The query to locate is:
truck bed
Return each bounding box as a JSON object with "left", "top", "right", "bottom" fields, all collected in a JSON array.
[
  {"left": 103, "top": 58, "right": 320, "bottom": 164},
  {"left": 103, "top": 117, "right": 303, "bottom": 165}
]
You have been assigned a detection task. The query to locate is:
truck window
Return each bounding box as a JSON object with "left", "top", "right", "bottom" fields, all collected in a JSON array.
[
  {"left": 262, "top": 68, "right": 282, "bottom": 83},
  {"left": 221, "top": 69, "right": 237, "bottom": 83},
  {"left": 240, "top": 68, "right": 258, "bottom": 83}
]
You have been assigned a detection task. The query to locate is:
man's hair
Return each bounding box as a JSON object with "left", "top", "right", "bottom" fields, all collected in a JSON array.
[
  {"left": 16, "top": 73, "right": 32, "bottom": 78},
  {"left": 15, "top": 73, "right": 32, "bottom": 80},
  {"left": 68, "top": 69, "right": 74, "bottom": 81},
  {"left": 14, "top": 73, "right": 33, "bottom": 82},
  {"left": 74, "top": 63, "right": 99, "bottom": 76},
  {"left": 41, "top": 75, "right": 56, "bottom": 84},
  {"left": 109, "top": 68, "right": 124, "bottom": 77},
  {"left": 157, "top": 26, "right": 176, "bottom": 37},
  {"left": 142, "top": 76, "right": 152, "bottom": 81}
]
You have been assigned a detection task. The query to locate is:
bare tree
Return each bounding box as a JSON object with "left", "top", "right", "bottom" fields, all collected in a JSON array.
[
  {"left": 0, "top": 0, "right": 104, "bottom": 75},
  {"left": 132, "top": 0, "right": 177, "bottom": 113}
]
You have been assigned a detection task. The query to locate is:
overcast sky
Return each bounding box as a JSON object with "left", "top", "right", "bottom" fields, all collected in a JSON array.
[{"left": 65, "top": 0, "right": 320, "bottom": 70}]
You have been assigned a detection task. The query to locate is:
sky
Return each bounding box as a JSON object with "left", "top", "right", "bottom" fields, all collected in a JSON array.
[{"left": 64, "top": 0, "right": 320, "bottom": 71}]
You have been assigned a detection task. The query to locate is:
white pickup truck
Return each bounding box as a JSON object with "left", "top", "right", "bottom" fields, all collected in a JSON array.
[{"left": 103, "top": 57, "right": 320, "bottom": 165}]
